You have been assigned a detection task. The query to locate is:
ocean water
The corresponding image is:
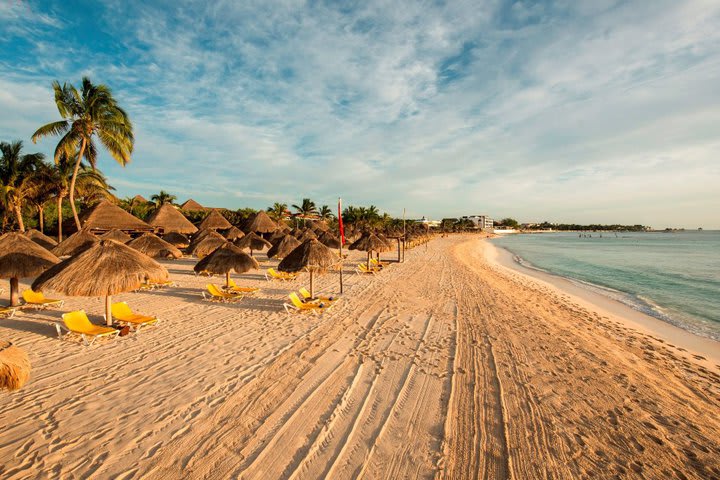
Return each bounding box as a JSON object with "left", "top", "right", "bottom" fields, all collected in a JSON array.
[{"left": 491, "top": 231, "right": 720, "bottom": 341}]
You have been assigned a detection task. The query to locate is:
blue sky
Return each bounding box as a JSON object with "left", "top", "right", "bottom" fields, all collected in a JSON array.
[{"left": 1, "top": 0, "right": 719, "bottom": 228}]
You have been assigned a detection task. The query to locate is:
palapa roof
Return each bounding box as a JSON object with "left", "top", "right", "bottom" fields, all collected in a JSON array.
[
  {"left": 100, "top": 229, "right": 132, "bottom": 243},
  {"left": 297, "top": 229, "right": 318, "bottom": 242},
  {"left": 245, "top": 211, "right": 277, "bottom": 234},
  {"left": 180, "top": 198, "right": 207, "bottom": 211},
  {"left": 133, "top": 194, "right": 148, "bottom": 204},
  {"left": 268, "top": 229, "right": 287, "bottom": 244},
  {"left": 349, "top": 233, "right": 392, "bottom": 253},
  {"left": 80, "top": 200, "right": 153, "bottom": 232},
  {"left": 319, "top": 232, "right": 341, "bottom": 249},
  {"left": 147, "top": 203, "right": 198, "bottom": 234},
  {"left": 267, "top": 234, "right": 301, "bottom": 259},
  {"left": 0, "top": 340, "right": 31, "bottom": 392},
  {"left": 198, "top": 209, "right": 232, "bottom": 231},
  {"left": 161, "top": 232, "right": 190, "bottom": 248},
  {"left": 308, "top": 220, "right": 330, "bottom": 232},
  {"left": 278, "top": 239, "right": 338, "bottom": 273},
  {"left": 194, "top": 243, "right": 259, "bottom": 275},
  {"left": 33, "top": 240, "right": 168, "bottom": 297},
  {"left": 224, "top": 226, "right": 245, "bottom": 241},
  {"left": 234, "top": 232, "right": 271, "bottom": 251},
  {"left": 0, "top": 232, "right": 60, "bottom": 279},
  {"left": 52, "top": 230, "right": 99, "bottom": 257},
  {"left": 188, "top": 229, "right": 224, "bottom": 252},
  {"left": 25, "top": 229, "right": 58, "bottom": 250},
  {"left": 376, "top": 233, "right": 394, "bottom": 249},
  {"left": 189, "top": 236, "right": 228, "bottom": 257},
  {"left": 127, "top": 233, "right": 182, "bottom": 259}
]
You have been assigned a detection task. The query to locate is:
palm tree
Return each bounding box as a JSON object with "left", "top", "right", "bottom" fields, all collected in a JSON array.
[
  {"left": 266, "top": 202, "right": 288, "bottom": 222},
  {"left": 0, "top": 141, "right": 45, "bottom": 232},
  {"left": 318, "top": 205, "right": 334, "bottom": 220},
  {"left": 292, "top": 198, "right": 317, "bottom": 227},
  {"left": 150, "top": 190, "right": 176, "bottom": 208},
  {"left": 50, "top": 153, "right": 112, "bottom": 241},
  {"left": 25, "top": 161, "right": 56, "bottom": 233},
  {"left": 32, "top": 77, "right": 133, "bottom": 231}
]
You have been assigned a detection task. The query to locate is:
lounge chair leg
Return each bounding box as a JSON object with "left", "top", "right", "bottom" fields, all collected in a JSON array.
[{"left": 55, "top": 323, "right": 63, "bottom": 340}]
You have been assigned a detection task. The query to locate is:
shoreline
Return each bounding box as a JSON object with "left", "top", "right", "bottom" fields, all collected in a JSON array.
[{"left": 484, "top": 239, "right": 720, "bottom": 368}]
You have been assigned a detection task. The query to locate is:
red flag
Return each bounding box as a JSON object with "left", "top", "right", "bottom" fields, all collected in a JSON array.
[{"left": 338, "top": 198, "right": 345, "bottom": 245}]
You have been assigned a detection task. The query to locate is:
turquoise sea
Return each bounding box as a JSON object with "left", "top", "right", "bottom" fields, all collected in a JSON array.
[{"left": 491, "top": 231, "right": 720, "bottom": 341}]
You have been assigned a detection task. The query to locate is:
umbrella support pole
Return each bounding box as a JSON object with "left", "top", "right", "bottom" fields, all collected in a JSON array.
[
  {"left": 9, "top": 277, "right": 19, "bottom": 307},
  {"left": 105, "top": 295, "right": 113, "bottom": 326},
  {"left": 310, "top": 272, "right": 314, "bottom": 299},
  {"left": 226, "top": 272, "right": 231, "bottom": 288}
]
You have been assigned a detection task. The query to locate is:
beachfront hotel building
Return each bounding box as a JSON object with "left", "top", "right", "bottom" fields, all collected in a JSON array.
[{"left": 463, "top": 215, "right": 494, "bottom": 231}]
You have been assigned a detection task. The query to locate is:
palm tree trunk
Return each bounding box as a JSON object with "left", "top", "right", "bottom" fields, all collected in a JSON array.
[
  {"left": 69, "top": 138, "right": 87, "bottom": 231},
  {"left": 57, "top": 196, "right": 63, "bottom": 242},
  {"left": 13, "top": 205, "right": 25, "bottom": 232},
  {"left": 38, "top": 205, "right": 44, "bottom": 233}
]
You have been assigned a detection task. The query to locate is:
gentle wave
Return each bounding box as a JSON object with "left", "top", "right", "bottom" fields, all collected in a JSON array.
[{"left": 494, "top": 234, "right": 720, "bottom": 342}]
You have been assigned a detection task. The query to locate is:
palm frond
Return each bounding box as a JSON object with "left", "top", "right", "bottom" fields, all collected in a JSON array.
[
  {"left": 31, "top": 120, "right": 69, "bottom": 143},
  {"left": 97, "top": 130, "right": 131, "bottom": 165}
]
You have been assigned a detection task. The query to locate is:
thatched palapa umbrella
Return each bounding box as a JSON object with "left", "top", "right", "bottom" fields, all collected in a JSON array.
[
  {"left": 278, "top": 239, "right": 338, "bottom": 298},
  {"left": 101, "top": 229, "right": 132, "bottom": 243},
  {"left": 198, "top": 209, "right": 232, "bottom": 231},
  {"left": 319, "top": 232, "right": 341, "bottom": 249},
  {"left": 190, "top": 235, "right": 228, "bottom": 258},
  {"left": 245, "top": 210, "right": 277, "bottom": 235},
  {"left": 0, "top": 340, "right": 31, "bottom": 392},
  {"left": 33, "top": 240, "right": 168, "bottom": 326},
  {"left": 194, "top": 243, "right": 259, "bottom": 287},
  {"left": 162, "top": 232, "right": 190, "bottom": 249},
  {"left": 297, "top": 229, "right": 317, "bottom": 242},
  {"left": 188, "top": 229, "right": 223, "bottom": 252},
  {"left": 80, "top": 199, "right": 153, "bottom": 233},
  {"left": 127, "top": 233, "right": 182, "bottom": 259},
  {"left": 224, "top": 226, "right": 245, "bottom": 241},
  {"left": 350, "top": 232, "right": 392, "bottom": 267},
  {"left": 25, "top": 229, "right": 58, "bottom": 251},
  {"left": 234, "top": 232, "right": 271, "bottom": 257},
  {"left": 0, "top": 233, "right": 60, "bottom": 306},
  {"left": 53, "top": 230, "right": 99, "bottom": 257},
  {"left": 146, "top": 203, "right": 198, "bottom": 234},
  {"left": 267, "top": 234, "right": 301, "bottom": 259},
  {"left": 268, "top": 229, "right": 286, "bottom": 244}
]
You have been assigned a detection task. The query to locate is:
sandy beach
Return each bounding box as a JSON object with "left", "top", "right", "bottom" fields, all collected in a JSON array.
[{"left": 1, "top": 235, "right": 719, "bottom": 479}]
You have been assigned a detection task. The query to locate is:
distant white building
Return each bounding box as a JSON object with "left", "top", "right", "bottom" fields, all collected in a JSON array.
[
  {"left": 463, "top": 215, "right": 493, "bottom": 230},
  {"left": 417, "top": 216, "right": 441, "bottom": 228}
]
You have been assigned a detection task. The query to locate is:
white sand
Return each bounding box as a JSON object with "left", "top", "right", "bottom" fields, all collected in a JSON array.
[{"left": 1, "top": 235, "right": 718, "bottom": 479}]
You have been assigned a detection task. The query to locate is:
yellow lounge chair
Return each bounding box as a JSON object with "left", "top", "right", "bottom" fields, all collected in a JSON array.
[
  {"left": 298, "top": 287, "right": 335, "bottom": 304},
  {"left": 369, "top": 258, "right": 388, "bottom": 268},
  {"left": 58, "top": 310, "right": 119, "bottom": 346},
  {"left": 202, "top": 284, "right": 243, "bottom": 303},
  {"left": 226, "top": 279, "right": 260, "bottom": 295},
  {"left": 22, "top": 290, "right": 64, "bottom": 309},
  {"left": 265, "top": 268, "right": 297, "bottom": 281},
  {"left": 136, "top": 280, "right": 176, "bottom": 291},
  {"left": 0, "top": 306, "right": 17, "bottom": 318},
  {"left": 110, "top": 302, "right": 159, "bottom": 332},
  {"left": 283, "top": 292, "right": 327, "bottom": 315},
  {"left": 355, "top": 263, "right": 379, "bottom": 275}
]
